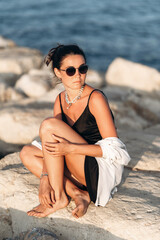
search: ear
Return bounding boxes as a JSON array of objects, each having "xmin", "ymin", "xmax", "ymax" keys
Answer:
[{"xmin": 54, "ymin": 68, "xmax": 62, "ymax": 79}]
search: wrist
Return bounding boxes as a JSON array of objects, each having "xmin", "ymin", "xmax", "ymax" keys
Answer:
[{"xmin": 69, "ymin": 143, "xmax": 76, "ymax": 153}]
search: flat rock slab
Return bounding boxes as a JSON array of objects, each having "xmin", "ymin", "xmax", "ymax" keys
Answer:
[
  {"xmin": 0, "ymin": 153, "xmax": 159, "ymax": 240},
  {"xmin": 118, "ymin": 130, "xmax": 160, "ymax": 171}
]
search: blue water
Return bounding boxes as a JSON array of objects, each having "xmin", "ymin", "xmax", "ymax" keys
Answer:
[{"xmin": 0, "ymin": 0, "xmax": 160, "ymax": 72}]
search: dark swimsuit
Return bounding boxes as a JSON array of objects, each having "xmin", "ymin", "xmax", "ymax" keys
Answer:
[{"xmin": 59, "ymin": 89, "xmax": 114, "ymax": 203}]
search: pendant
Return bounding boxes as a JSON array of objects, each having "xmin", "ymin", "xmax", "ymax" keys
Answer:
[{"xmin": 67, "ymin": 103, "xmax": 72, "ymax": 109}]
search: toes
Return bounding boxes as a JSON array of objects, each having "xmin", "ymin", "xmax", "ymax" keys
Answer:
[
  {"xmin": 27, "ymin": 210, "xmax": 45, "ymax": 218},
  {"xmin": 72, "ymin": 207, "xmax": 79, "ymax": 218},
  {"xmin": 27, "ymin": 210, "xmax": 36, "ymax": 216}
]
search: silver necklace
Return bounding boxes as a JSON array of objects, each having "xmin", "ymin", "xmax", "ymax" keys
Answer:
[{"xmin": 65, "ymin": 85, "xmax": 84, "ymax": 109}]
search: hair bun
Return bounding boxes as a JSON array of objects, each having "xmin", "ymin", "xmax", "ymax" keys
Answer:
[{"xmin": 44, "ymin": 44, "xmax": 64, "ymax": 66}]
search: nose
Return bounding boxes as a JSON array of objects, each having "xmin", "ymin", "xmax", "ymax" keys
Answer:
[{"xmin": 75, "ymin": 68, "xmax": 81, "ymax": 76}]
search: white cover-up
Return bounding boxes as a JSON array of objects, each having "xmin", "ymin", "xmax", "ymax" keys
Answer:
[{"xmin": 95, "ymin": 137, "xmax": 130, "ymax": 206}]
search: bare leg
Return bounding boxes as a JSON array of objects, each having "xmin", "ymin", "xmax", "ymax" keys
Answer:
[
  {"xmin": 20, "ymin": 143, "xmax": 69, "ymax": 216},
  {"xmin": 38, "ymin": 119, "xmax": 69, "ymax": 214},
  {"xmin": 64, "ymin": 177, "xmax": 90, "ymax": 218},
  {"xmin": 20, "ymin": 142, "xmax": 91, "ymax": 218}
]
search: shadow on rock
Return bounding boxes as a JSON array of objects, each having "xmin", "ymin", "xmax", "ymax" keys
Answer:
[{"xmin": 0, "ymin": 207, "xmax": 125, "ymax": 240}]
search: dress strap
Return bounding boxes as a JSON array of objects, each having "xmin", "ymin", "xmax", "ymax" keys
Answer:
[{"xmin": 59, "ymin": 93, "xmax": 63, "ymax": 113}]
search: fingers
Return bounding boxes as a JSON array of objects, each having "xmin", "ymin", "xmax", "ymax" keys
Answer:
[
  {"xmin": 52, "ymin": 134, "xmax": 64, "ymax": 142},
  {"xmin": 72, "ymin": 207, "xmax": 79, "ymax": 219},
  {"xmin": 39, "ymin": 195, "xmax": 53, "ymax": 208},
  {"xmin": 44, "ymin": 145, "xmax": 63, "ymax": 156}
]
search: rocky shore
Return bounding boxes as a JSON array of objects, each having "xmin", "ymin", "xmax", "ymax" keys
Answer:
[{"xmin": 0, "ymin": 36, "xmax": 159, "ymax": 240}]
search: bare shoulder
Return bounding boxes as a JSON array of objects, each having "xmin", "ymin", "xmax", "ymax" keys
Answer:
[
  {"xmin": 89, "ymin": 90, "xmax": 109, "ymax": 109},
  {"xmin": 89, "ymin": 89, "xmax": 117, "ymax": 138}
]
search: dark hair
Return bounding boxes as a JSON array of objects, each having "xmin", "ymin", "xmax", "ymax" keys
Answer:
[{"xmin": 44, "ymin": 44, "xmax": 86, "ymax": 72}]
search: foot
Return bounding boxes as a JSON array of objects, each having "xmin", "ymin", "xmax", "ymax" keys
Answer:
[
  {"xmin": 27, "ymin": 193, "xmax": 69, "ymax": 218},
  {"xmin": 72, "ymin": 189, "xmax": 91, "ymax": 218}
]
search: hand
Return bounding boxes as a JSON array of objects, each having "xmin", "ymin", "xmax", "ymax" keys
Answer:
[
  {"xmin": 44, "ymin": 134, "xmax": 71, "ymax": 156},
  {"xmin": 39, "ymin": 176, "xmax": 55, "ymax": 208}
]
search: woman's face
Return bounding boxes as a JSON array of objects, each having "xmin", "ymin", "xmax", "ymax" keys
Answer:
[{"xmin": 55, "ymin": 54, "xmax": 87, "ymax": 90}]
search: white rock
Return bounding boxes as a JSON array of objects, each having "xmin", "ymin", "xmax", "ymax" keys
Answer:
[
  {"xmin": 86, "ymin": 69, "xmax": 104, "ymax": 88},
  {"xmin": 126, "ymin": 93, "xmax": 160, "ymax": 124},
  {"xmin": 109, "ymin": 101, "xmax": 149, "ymax": 130},
  {"xmin": 144, "ymin": 124, "xmax": 160, "ymax": 136},
  {"xmin": 36, "ymin": 87, "xmax": 64, "ymax": 103},
  {"xmin": 0, "ymin": 99, "xmax": 53, "ymax": 144},
  {"xmin": 0, "ymin": 73, "xmax": 20, "ymax": 86},
  {"xmin": 119, "ymin": 130, "xmax": 160, "ymax": 171},
  {"xmin": 15, "ymin": 69, "xmax": 53, "ymax": 98},
  {"xmin": 0, "ymin": 153, "xmax": 159, "ymax": 240},
  {"xmin": 0, "ymin": 47, "xmax": 43, "ymax": 74},
  {"xmin": 0, "ymin": 82, "xmax": 25, "ymax": 103},
  {"xmin": 0, "ymin": 82, "xmax": 7, "ymax": 102},
  {"xmin": 105, "ymin": 58, "xmax": 160, "ymax": 93},
  {"xmin": 0, "ymin": 36, "xmax": 16, "ymax": 48},
  {"xmin": 102, "ymin": 85, "xmax": 131, "ymax": 101}
]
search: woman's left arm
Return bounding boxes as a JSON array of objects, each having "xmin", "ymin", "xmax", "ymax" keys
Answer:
[{"xmin": 89, "ymin": 91, "xmax": 117, "ymax": 139}]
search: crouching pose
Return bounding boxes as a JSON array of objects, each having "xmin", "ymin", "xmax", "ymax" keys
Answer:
[{"xmin": 20, "ymin": 44, "xmax": 130, "ymax": 218}]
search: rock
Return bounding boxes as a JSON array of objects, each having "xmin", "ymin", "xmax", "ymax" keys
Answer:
[
  {"xmin": 0, "ymin": 140, "xmax": 23, "ymax": 160},
  {"xmin": 102, "ymin": 86, "xmax": 160, "ymax": 128},
  {"xmin": 126, "ymin": 93, "xmax": 160, "ymax": 124},
  {"xmin": 0, "ymin": 82, "xmax": 25, "ymax": 103},
  {"xmin": 144, "ymin": 124, "xmax": 160, "ymax": 136},
  {"xmin": 119, "ymin": 130, "xmax": 160, "ymax": 171},
  {"xmin": 0, "ymin": 82, "xmax": 7, "ymax": 102},
  {"xmin": 105, "ymin": 58, "xmax": 160, "ymax": 93},
  {"xmin": 0, "ymin": 152, "xmax": 159, "ymax": 240},
  {"xmin": 86, "ymin": 69, "xmax": 104, "ymax": 88},
  {"xmin": 0, "ymin": 47, "xmax": 43, "ymax": 74},
  {"xmin": 109, "ymin": 100, "xmax": 149, "ymax": 130},
  {"xmin": 36, "ymin": 86, "xmax": 64, "ymax": 103},
  {"xmin": 0, "ymin": 36, "xmax": 16, "ymax": 49},
  {"xmin": 0, "ymin": 99, "xmax": 53, "ymax": 145},
  {"xmin": 102, "ymin": 85, "xmax": 131, "ymax": 101},
  {"xmin": 0, "ymin": 73, "xmax": 20, "ymax": 86},
  {"xmin": 9, "ymin": 228, "xmax": 58, "ymax": 240},
  {"xmin": 15, "ymin": 69, "xmax": 55, "ymax": 98}
]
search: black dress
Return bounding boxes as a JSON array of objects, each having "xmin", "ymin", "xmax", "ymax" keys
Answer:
[{"xmin": 59, "ymin": 89, "xmax": 114, "ymax": 203}]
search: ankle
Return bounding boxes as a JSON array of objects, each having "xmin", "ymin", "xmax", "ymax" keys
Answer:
[
  {"xmin": 55, "ymin": 190, "xmax": 67, "ymax": 201},
  {"xmin": 72, "ymin": 187, "xmax": 83, "ymax": 197}
]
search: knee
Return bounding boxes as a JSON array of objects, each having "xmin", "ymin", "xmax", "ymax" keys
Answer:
[
  {"xmin": 19, "ymin": 145, "xmax": 33, "ymax": 166},
  {"xmin": 39, "ymin": 117, "xmax": 61, "ymax": 138}
]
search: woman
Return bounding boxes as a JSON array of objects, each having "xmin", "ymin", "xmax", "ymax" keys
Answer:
[{"xmin": 20, "ymin": 44, "xmax": 130, "ymax": 219}]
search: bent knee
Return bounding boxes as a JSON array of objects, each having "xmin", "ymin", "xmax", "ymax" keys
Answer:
[
  {"xmin": 20, "ymin": 145, "xmax": 34, "ymax": 165},
  {"xmin": 39, "ymin": 117, "xmax": 63, "ymax": 137}
]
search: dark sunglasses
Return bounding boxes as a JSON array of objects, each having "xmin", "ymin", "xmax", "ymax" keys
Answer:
[{"xmin": 60, "ymin": 64, "xmax": 88, "ymax": 76}]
